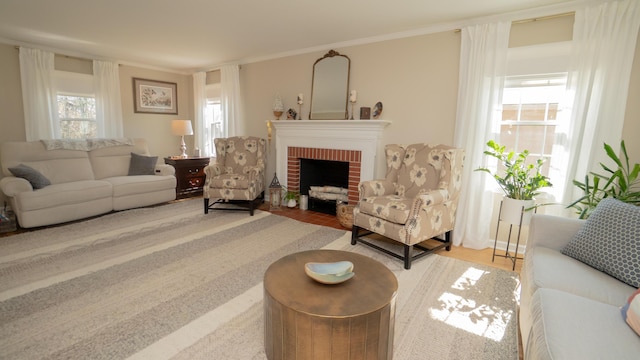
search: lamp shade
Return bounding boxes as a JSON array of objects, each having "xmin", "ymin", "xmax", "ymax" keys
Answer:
[{"xmin": 171, "ymin": 120, "xmax": 194, "ymax": 136}]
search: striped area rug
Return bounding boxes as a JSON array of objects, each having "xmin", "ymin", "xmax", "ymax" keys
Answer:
[{"xmin": 0, "ymin": 199, "xmax": 519, "ymax": 359}]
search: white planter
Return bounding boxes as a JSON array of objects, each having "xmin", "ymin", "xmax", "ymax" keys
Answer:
[
  {"xmin": 287, "ymin": 199, "xmax": 297, "ymax": 208},
  {"xmin": 500, "ymin": 197, "xmax": 535, "ymax": 226}
]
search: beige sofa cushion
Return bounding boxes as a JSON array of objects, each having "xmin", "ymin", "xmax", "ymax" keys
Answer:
[
  {"xmin": 89, "ymin": 139, "xmax": 153, "ymax": 179},
  {"xmin": 1, "ymin": 141, "xmax": 94, "ymax": 184},
  {"xmin": 13, "ymin": 180, "xmax": 112, "ymax": 211},
  {"xmin": 527, "ymin": 288, "xmax": 640, "ymax": 360},
  {"xmin": 107, "ymin": 175, "xmax": 176, "ymax": 197}
]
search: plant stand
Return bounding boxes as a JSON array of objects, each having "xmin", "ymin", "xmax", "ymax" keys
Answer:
[{"xmin": 492, "ymin": 199, "xmax": 533, "ymax": 271}]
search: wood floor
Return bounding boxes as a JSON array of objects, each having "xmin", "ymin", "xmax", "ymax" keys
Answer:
[{"xmin": 258, "ymin": 203, "xmax": 523, "ymax": 274}]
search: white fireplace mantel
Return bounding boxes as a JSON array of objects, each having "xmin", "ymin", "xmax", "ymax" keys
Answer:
[{"xmin": 270, "ymin": 120, "xmax": 391, "ymax": 187}]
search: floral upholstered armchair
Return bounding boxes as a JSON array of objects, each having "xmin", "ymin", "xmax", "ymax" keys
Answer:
[
  {"xmin": 204, "ymin": 136, "xmax": 266, "ymax": 216},
  {"xmin": 351, "ymin": 143, "xmax": 465, "ymax": 269}
]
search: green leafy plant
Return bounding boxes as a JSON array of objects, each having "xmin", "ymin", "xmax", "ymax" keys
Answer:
[
  {"xmin": 568, "ymin": 140, "xmax": 640, "ymax": 219},
  {"xmin": 282, "ymin": 188, "xmax": 299, "ymax": 201},
  {"xmin": 476, "ymin": 140, "xmax": 552, "ymax": 200}
]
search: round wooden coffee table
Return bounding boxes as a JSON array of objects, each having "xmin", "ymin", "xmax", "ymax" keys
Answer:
[{"xmin": 264, "ymin": 250, "xmax": 398, "ymax": 360}]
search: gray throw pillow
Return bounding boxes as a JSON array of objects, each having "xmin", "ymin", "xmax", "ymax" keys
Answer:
[
  {"xmin": 8, "ymin": 164, "xmax": 51, "ymax": 189},
  {"xmin": 562, "ymin": 198, "xmax": 640, "ymax": 288},
  {"xmin": 128, "ymin": 153, "xmax": 158, "ymax": 175}
]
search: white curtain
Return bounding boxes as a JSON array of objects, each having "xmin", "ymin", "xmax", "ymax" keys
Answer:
[
  {"xmin": 220, "ymin": 65, "xmax": 243, "ymax": 137},
  {"xmin": 556, "ymin": 0, "xmax": 640, "ymax": 206},
  {"xmin": 193, "ymin": 72, "xmax": 210, "ymax": 155},
  {"xmin": 452, "ymin": 21, "xmax": 512, "ymax": 249},
  {"xmin": 19, "ymin": 47, "xmax": 59, "ymax": 141},
  {"xmin": 93, "ymin": 60, "xmax": 124, "ymax": 138}
]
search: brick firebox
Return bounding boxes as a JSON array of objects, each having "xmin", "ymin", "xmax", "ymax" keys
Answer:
[{"xmin": 287, "ymin": 147, "xmax": 361, "ymax": 203}]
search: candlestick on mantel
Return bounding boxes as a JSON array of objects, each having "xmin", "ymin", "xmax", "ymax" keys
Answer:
[
  {"xmin": 297, "ymin": 93, "xmax": 304, "ymax": 120},
  {"xmin": 349, "ymin": 90, "xmax": 357, "ymax": 120}
]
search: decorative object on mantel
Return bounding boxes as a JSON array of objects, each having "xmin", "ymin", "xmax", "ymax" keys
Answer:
[
  {"xmin": 268, "ymin": 173, "xmax": 283, "ymax": 211},
  {"xmin": 372, "ymin": 101, "xmax": 383, "ymax": 119},
  {"xmin": 286, "ymin": 108, "xmax": 297, "ymax": 120},
  {"xmin": 304, "ymin": 260, "xmax": 355, "ymax": 284},
  {"xmin": 360, "ymin": 107, "xmax": 371, "ymax": 120},
  {"xmin": 171, "ymin": 119, "xmax": 194, "ymax": 158},
  {"xmin": 349, "ymin": 90, "xmax": 357, "ymax": 120},
  {"xmin": 273, "ymin": 93, "xmax": 284, "ymax": 120},
  {"xmin": 296, "ymin": 93, "xmax": 303, "ymax": 120}
]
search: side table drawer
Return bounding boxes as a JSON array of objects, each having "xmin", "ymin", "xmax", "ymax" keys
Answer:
[
  {"xmin": 186, "ymin": 176, "xmax": 205, "ymax": 188},
  {"xmin": 184, "ymin": 167, "xmax": 204, "ymax": 178}
]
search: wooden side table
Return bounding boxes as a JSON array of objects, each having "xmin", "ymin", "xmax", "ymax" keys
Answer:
[
  {"xmin": 164, "ymin": 157, "xmax": 211, "ymax": 198},
  {"xmin": 264, "ymin": 250, "xmax": 398, "ymax": 360}
]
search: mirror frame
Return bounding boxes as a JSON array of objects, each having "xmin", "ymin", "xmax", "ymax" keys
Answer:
[{"xmin": 309, "ymin": 50, "xmax": 351, "ymax": 120}]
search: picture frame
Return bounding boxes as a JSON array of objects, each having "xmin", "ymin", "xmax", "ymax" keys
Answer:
[{"xmin": 133, "ymin": 78, "xmax": 178, "ymax": 114}]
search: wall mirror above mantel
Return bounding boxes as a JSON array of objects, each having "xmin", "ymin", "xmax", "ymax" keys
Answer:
[{"xmin": 309, "ymin": 50, "xmax": 350, "ymax": 120}]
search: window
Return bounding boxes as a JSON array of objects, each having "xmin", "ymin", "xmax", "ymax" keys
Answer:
[
  {"xmin": 204, "ymin": 99, "xmax": 222, "ymax": 155},
  {"xmin": 57, "ymin": 94, "xmax": 96, "ymax": 139},
  {"xmin": 203, "ymin": 82, "xmax": 223, "ymax": 156},
  {"xmin": 55, "ymin": 70, "xmax": 96, "ymax": 139},
  {"xmin": 499, "ymin": 73, "xmax": 567, "ymax": 179},
  {"xmin": 500, "ymin": 74, "xmax": 568, "ymax": 203}
]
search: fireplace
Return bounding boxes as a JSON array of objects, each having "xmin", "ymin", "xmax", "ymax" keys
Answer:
[{"xmin": 271, "ymin": 119, "xmax": 391, "ymax": 209}]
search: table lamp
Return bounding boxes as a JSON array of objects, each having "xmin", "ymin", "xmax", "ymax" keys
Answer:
[{"xmin": 171, "ymin": 120, "xmax": 194, "ymax": 158}]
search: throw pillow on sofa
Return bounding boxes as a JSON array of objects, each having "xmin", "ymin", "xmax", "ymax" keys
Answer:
[
  {"xmin": 621, "ymin": 288, "xmax": 640, "ymax": 336},
  {"xmin": 8, "ymin": 164, "xmax": 51, "ymax": 189},
  {"xmin": 128, "ymin": 153, "xmax": 158, "ymax": 175},
  {"xmin": 562, "ymin": 198, "xmax": 640, "ymax": 288}
]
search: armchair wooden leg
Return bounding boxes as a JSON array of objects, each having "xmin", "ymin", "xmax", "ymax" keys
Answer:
[
  {"xmin": 351, "ymin": 225, "xmax": 359, "ymax": 245},
  {"xmin": 445, "ymin": 230, "xmax": 452, "ymax": 251},
  {"xmin": 403, "ymin": 245, "xmax": 412, "ymax": 270},
  {"xmin": 204, "ymin": 198, "xmax": 209, "ymax": 214},
  {"xmin": 249, "ymin": 199, "xmax": 255, "ymax": 216}
]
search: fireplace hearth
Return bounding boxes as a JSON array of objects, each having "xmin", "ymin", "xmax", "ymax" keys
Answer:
[{"xmin": 271, "ymin": 119, "xmax": 390, "ymax": 212}]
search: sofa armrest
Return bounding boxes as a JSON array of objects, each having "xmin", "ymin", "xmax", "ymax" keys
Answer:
[
  {"xmin": 358, "ymin": 179, "xmax": 395, "ymax": 200},
  {"xmin": 528, "ymin": 214, "xmax": 585, "ymax": 251},
  {"xmin": 155, "ymin": 164, "xmax": 175, "ymax": 176},
  {"xmin": 0, "ymin": 176, "xmax": 33, "ymax": 196}
]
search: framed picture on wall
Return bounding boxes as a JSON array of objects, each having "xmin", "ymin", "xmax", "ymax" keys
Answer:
[{"xmin": 133, "ymin": 78, "xmax": 178, "ymax": 114}]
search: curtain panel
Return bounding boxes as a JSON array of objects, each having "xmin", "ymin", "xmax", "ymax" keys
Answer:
[
  {"xmin": 555, "ymin": 0, "xmax": 640, "ymax": 206},
  {"xmin": 93, "ymin": 60, "xmax": 123, "ymax": 138},
  {"xmin": 220, "ymin": 65, "xmax": 243, "ymax": 137},
  {"xmin": 19, "ymin": 47, "xmax": 60, "ymax": 141},
  {"xmin": 453, "ymin": 21, "xmax": 511, "ymax": 249},
  {"xmin": 193, "ymin": 72, "xmax": 209, "ymax": 156}
]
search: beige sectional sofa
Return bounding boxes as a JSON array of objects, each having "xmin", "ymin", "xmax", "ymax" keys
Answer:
[
  {"xmin": 0, "ymin": 138, "xmax": 176, "ymax": 228},
  {"xmin": 520, "ymin": 199, "xmax": 640, "ymax": 359}
]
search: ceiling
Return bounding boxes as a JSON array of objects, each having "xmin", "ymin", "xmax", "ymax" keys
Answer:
[{"xmin": 0, "ymin": 0, "xmax": 578, "ymax": 73}]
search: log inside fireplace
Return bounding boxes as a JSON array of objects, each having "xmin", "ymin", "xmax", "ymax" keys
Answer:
[{"xmin": 300, "ymin": 158, "xmax": 349, "ymax": 215}]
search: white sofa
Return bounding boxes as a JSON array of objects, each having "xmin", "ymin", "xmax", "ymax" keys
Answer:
[
  {"xmin": 0, "ymin": 138, "xmax": 176, "ymax": 228},
  {"xmin": 520, "ymin": 205, "xmax": 640, "ymax": 359}
]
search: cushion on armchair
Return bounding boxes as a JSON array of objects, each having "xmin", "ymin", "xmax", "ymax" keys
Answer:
[{"xmin": 562, "ymin": 198, "xmax": 640, "ymax": 288}]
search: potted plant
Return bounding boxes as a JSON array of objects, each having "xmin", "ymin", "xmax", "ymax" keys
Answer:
[
  {"xmin": 282, "ymin": 188, "xmax": 299, "ymax": 208},
  {"xmin": 476, "ymin": 140, "xmax": 553, "ymax": 225},
  {"xmin": 568, "ymin": 140, "xmax": 639, "ymax": 219}
]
